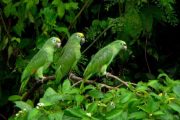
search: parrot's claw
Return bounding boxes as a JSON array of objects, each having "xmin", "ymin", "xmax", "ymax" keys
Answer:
[
  {"xmin": 40, "ymin": 76, "xmax": 46, "ymax": 83},
  {"xmin": 105, "ymin": 72, "xmax": 110, "ymax": 78}
]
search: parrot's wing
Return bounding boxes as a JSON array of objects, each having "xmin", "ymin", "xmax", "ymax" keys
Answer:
[
  {"xmin": 83, "ymin": 46, "xmax": 115, "ymax": 80},
  {"xmin": 55, "ymin": 44, "xmax": 81, "ymax": 83},
  {"xmin": 20, "ymin": 49, "xmax": 48, "ymax": 93}
]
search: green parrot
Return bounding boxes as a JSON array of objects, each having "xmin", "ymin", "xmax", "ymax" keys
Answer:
[
  {"xmin": 19, "ymin": 37, "xmax": 61, "ymax": 94},
  {"xmin": 55, "ymin": 32, "xmax": 85, "ymax": 84},
  {"xmin": 83, "ymin": 40, "xmax": 127, "ymax": 80}
]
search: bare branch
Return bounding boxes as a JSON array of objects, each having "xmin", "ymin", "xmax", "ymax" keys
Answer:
[{"xmin": 106, "ymin": 72, "xmax": 137, "ymax": 87}]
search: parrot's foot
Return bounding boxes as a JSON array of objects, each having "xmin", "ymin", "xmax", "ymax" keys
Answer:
[
  {"xmin": 40, "ymin": 76, "xmax": 46, "ymax": 83},
  {"xmin": 105, "ymin": 72, "xmax": 110, "ymax": 78},
  {"xmin": 35, "ymin": 76, "xmax": 46, "ymax": 84}
]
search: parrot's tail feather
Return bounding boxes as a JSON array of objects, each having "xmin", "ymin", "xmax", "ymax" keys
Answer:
[
  {"xmin": 19, "ymin": 79, "xmax": 28, "ymax": 95},
  {"xmin": 19, "ymin": 68, "xmax": 30, "ymax": 94}
]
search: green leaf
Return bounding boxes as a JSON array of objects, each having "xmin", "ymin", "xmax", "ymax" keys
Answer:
[
  {"xmin": 43, "ymin": 87, "xmax": 57, "ymax": 96},
  {"xmin": 40, "ymin": 87, "xmax": 63, "ymax": 106},
  {"xmin": 147, "ymin": 80, "xmax": 161, "ymax": 91},
  {"xmin": 139, "ymin": 97, "xmax": 159, "ymax": 114},
  {"xmin": 13, "ymin": 20, "xmax": 24, "ymax": 36},
  {"xmin": 153, "ymin": 111, "xmax": 164, "ymax": 116},
  {"xmin": 57, "ymin": 5, "xmax": 65, "ymax": 18},
  {"xmin": 88, "ymin": 89, "xmax": 104, "ymax": 99},
  {"xmin": 168, "ymin": 103, "xmax": 180, "ymax": 113},
  {"xmin": 65, "ymin": 108, "xmax": 87, "ymax": 118},
  {"xmin": 105, "ymin": 108, "xmax": 123, "ymax": 120},
  {"xmin": 14, "ymin": 101, "xmax": 33, "ymax": 111},
  {"xmin": 8, "ymin": 95, "xmax": 22, "ymax": 101},
  {"xmin": 124, "ymin": 8, "xmax": 142, "ymax": 38},
  {"xmin": 64, "ymin": 2, "xmax": 78, "ymax": 10},
  {"xmin": 42, "ymin": 7, "xmax": 57, "ymax": 25},
  {"xmin": 75, "ymin": 95, "xmax": 84, "ymax": 105},
  {"xmin": 87, "ymin": 102, "xmax": 98, "ymax": 113},
  {"xmin": 83, "ymin": 85, "xmax": 96, "ymax": 91},
  {"xmin": 8, "ymin": 45, "xmax": 13, "ymax": 60},
  {"xmin": 0, "ymin": 37, "xmax": 9, "ymax": 50},
  {"xmin": 173, "ymin": 85, "xmax": 180, "ymax": 98},
  {"xmin": 128, "ymin": 111, "xmax": 147, "ymax": 119},
  {"xmin": 48, "ymin": 110, "xmax": 64, "ymax": 120},
  {"xmin": 63, "ymin": 115, "xmax": 81, "ymax": 120},
  {"xmin": 4, "ymin": 3, "xmax": 17, "ymax": 17},
  {"xmin": 27, "ymin": 108, "xmax": 42, "ymax": 120},
  {"xmin": 11, "ymin": 37, "xmax": 21, "ymax": 43},
  {"xmin": 54, "ymin": 27, "xmax": 70, "ymax": 37},
  {"xmin": 62, "ymin": 79, "xmax": 71, "ymax": 93},
  {"xmin": 120, "ymin": 92, "xmax": 132, "ymax": 103},
  {"xmin": 2, "ymin": 0, "xmax": 11, "ymax": 4}
]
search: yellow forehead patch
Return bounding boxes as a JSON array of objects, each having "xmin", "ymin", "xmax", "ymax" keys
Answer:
[
  {"xmin": 77, "ymin": 32, "xmax": 84, "ymax": 37},
  {"xmin": 57, "ymin": 38, "xmax": 61, "ymax": 42}
]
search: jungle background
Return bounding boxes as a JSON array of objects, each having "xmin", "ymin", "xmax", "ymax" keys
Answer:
[{"xmin": 0, "ymin": 0, "xmax": 180, "ymax": 119}]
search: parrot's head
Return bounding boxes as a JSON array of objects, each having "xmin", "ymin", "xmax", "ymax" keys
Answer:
[
  {"xmin": 74, "ymin": 32, "xmax": 85, "ymax": 45},
  {"xmin": 50, "ymin": 37, "xmax": 61, "ymax": 48},
  {"xmin": 118, "ymin": 40, "xmax": 127, "ymax": 50}
]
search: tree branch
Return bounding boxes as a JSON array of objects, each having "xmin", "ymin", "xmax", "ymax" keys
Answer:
[
  {"xmin": 106, "ymin": 72, "xmax": 137, "ymax": 87},
  {"xmin": 69, "ymin": 73, "xmax": 136, "ymax": 89}
]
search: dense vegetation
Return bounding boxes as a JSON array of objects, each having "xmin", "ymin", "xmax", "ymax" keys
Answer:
[{"xmin": 0, "ymin": 0, "xmax": 180, "ymax": 119}]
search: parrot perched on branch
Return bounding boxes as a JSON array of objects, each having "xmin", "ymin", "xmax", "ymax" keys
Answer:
[
  {"xmin": 19, "ymin": 37, "xmax": 61, "ymax": 94},
  {"xmin": 55, "ymin": 32, "xmax": 85, "ymax": 84},
  {"xmin": 83, "ymin": 40, "xmax": 127, "ymax": 80}
]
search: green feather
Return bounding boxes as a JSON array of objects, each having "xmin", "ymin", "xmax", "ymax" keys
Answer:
[
  {"xmin": 19, "ymin": 37, "xmax": 61, "ymax": 94},
  {"xmin": 55, "ymin": 32, "xmax": 85, "ymax": 84},
  {"xmin": 83, "ymin": 40, "xmax": 127, "ymax": 80}
]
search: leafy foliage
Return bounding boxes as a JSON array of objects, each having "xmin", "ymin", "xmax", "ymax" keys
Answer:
[
  {"xmin": 10, "ymin": 74, "xmax": 180, "ymax": 120},
  {"xmin": 0, "ymin": 0, "xmax": 180, "ymax": 119}
]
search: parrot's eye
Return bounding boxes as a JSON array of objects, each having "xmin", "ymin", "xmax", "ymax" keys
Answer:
[{"xmin": 52, "ymin": 38, "xmax": 56, "ymax": 43}]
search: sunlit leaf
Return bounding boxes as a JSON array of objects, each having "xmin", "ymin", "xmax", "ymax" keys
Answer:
[
  {"xmin": 88, "ymin": 89, "xmax": 104, "ymax": 99},
  {"xmin": 128, "ymin": 111, "xmax": 147, "ymax": 119},
  {"xmin": 169, "ymin": 103, "xmax": 180, "ymax": 113},
  {"xmin": 173, "ymin": 85, "xmax": 180, "ymax": 98},
  {"xmin": 105, "ymin": 108, "xmax": 123, "ymax": 120},
  {"xmin": 8, "ymin": 95, "xmax": 22, "ymax": 101},
  {"xmin": 48, "ymin": 110, "xmax": 64, "ymax": 120},
  {"xmin": 15, "ymin": 101, "xmax": 32, "ymax": 111},
  {"xmin": 62, "ymin": 79, "xmax": 71, "ymax": 93},
  {"xmin": 28, "ymin": 108, "xmax": 42, "ymax": 120}
]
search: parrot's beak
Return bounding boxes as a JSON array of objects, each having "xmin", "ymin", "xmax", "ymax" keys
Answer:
[
  {"xmin": 57, "ymin": 42, "xmax": 61, "ymax": 48},
  {"xmin": 123, "ymin": 45, "xmax": 127, "ymax": 50},
  {"xmin": 80, "ymin": 37, "xmax": 85, "ymax": 45}
]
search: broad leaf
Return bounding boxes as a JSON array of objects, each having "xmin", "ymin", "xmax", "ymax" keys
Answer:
[{"xmin": 15, "ymin": 101, "xmax": 32, "ymax": 111}]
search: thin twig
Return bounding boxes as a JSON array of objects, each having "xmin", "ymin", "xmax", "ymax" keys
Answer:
[
  {"xmin": 106, "ymin": 72, "xmax": 135, "ymax": 87},
  {"xmin": 144, "ymin": 37, "xmax": 151, "ymax": 73},
  {"xmin": 69, "ymin": 72, "xmax": 83, "ymax": 81},
  {"xmin": 72, "ymin": 80, "xmax": 83, "ymax": 87},
  {"xmin": 69, "ymin": 73, "xmax": 136, "ymax": 89},
  {"xmin": 71, "ymin": 78, "xmax": 118, "ymax": 90},
  {"xmin": 61, "ymin": 0, "xmax": 91, "ymax": 41},
  {"xmin": 68, "ymin": 0, "xmax": 91, "ymax": 30},
  {"xmin": 0, "ymin": 8, "xmax": 10, "ymax": 38},
  {"xmin": 0, "ymin": 113, "xmax": 7, "ymax": 120},
  {"xmin": 82, "ymin": 25, "xmax": 112, "ymax": 54}
]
